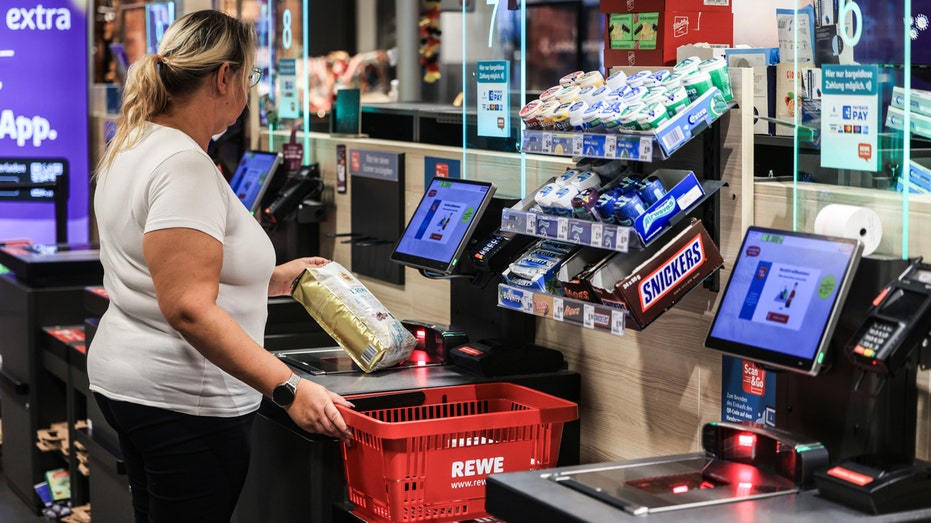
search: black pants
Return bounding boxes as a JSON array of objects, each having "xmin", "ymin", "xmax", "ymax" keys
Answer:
[{"xmin": 94, "ymin": 393, "xmax": 256, "ymax": 523}]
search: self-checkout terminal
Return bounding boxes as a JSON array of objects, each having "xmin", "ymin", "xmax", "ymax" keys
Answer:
[
  {"xmin": 275, "ymin": 175, "xmax": 560, "ymax": 377},
  {"xmin": 504, "ymin": 226, "xmax": 863, "ymax": 516},
  {"xmin": 485, "ymin": 225, "xmax": 931, "ymax": 520},
  {"xmin": 390, "ymin": 176, "xmax": 567, "ymax": 376},
  {"xmin": 812, "ymin": 257, "xmax": 931, "ymax": 515}
]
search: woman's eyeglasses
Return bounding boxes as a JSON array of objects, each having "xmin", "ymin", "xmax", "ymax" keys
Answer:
[{"xmin": 248, "ymin": 67, "xmax": 263, "ymax": 88}]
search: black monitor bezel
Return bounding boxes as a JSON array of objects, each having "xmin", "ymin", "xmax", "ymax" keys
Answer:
[
  {"xmin": 390, "ymin": 177, "xmax": 496, "ymax": 276},
  {"xmin": 705, "ymin": 225, "xmax": 863, "ymax": 376}
]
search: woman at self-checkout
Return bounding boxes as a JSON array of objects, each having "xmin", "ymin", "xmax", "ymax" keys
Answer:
[{"xmin": 89, "ymin": 10, "xmax": 353, "ymax": 523}]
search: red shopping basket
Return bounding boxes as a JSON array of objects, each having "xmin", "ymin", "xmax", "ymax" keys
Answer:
[{"xmin": 336, "ymin": 382, "xmax": 578, "ymax": 523}]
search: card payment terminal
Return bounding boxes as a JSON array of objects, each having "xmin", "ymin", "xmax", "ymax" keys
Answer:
[{"xmin": 845, "ymin": 257, "xmax": 931, "ymax": 375}]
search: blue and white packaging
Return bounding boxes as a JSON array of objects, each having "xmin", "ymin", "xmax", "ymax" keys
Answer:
[
  {"xmin": 533, "ymin": 183, "xmax": 561, "ymax": 215},
  {"xmin": 551, "ymin": 185, "xmax": 581, "ymax": 217},
  {"xmin": 633, "ymin": 170, "xmax": 706, "ymax": 244},
  {"xmin": 653, "ymin": 87, "xmax": 730, "ymax": 157},
  {"xmin": 555, "ymin": 169, "xmax": 580, "ymax": 187},
  {"xmin": 570, "ymin": 170, "xmax": 602, "ymax": 192},
  {"xmin": 890, "ymin": 86, "xmax": 931, "ymax": 118},
  {"xmin": 908, "ymin": 158, "xmax": 931, "ymax": 192}
]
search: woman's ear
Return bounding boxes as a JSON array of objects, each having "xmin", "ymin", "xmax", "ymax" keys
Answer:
[{"xmin": 214, "ymin": 62, "xmax": 233, "ymax": 95}]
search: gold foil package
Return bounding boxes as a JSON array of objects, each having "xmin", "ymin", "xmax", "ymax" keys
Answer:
[{"xmin": 291, "ymin": 262, "xmax": 416, "ymax": 372}]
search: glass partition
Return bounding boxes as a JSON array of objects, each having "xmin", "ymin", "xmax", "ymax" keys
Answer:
[
  {"xmin": 240, "ymin": 1, "xmax": 611, "ymax": 199},
  {"xmin": 224, "ymin": 0, "xmax": 279, "ymax": 145},
  {"xmin": 775, "ymin": 0, "xmax": 917, "ymax": 259},
  {"xmin": 456, "ymin": 1, "xmax": 601, "ymax": 199},
  {"xmin": 233, "ymin": 1, "xmax": 358, "ymax": 155},
  {"xmin": 457, "ymin": 1, "xmax": 526, "ymax": 197}
]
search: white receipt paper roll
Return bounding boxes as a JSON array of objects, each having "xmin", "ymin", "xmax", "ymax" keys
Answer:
[{"xmin": 814, "ymin": 204, "xmax": 883, "ymax": 256}]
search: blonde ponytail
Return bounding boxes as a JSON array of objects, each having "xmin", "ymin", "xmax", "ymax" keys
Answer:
[{"xmin": 96, "ymin": 54, "xmax": 169, "ymax": 175}]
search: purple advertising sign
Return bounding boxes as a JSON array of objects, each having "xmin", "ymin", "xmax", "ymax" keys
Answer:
[{"xmin": 0, "ymin": 1, "xmax": 90, "ymax": 244}]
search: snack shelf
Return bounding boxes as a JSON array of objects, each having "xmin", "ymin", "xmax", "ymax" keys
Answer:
[
  {"xmin": 497, "ymin": 284, "xmax": 628, "ymax": 336},
  {"xmin": 519, "ymin": 87, "xmax": 730, "ymax": 162},
  {"xmin": 500, "ymin": 208, "xmax": 641, "ymax": 253},
  {"xmin": 500, "ymin": 179, "xmax": 726, "ymax": 253},
  {"xmin": 521, "ymin": 131, "xmax": 657, "ymax": 162}
]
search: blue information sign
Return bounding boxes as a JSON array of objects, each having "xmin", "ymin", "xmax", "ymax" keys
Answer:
[
  {"xmin": 278, "ymin": 58, "xmax": 299, "ymax": 119},
  {"xmin": 477, "ymin": 60, "xmax": 510, "ymax": 138},
  {"xmin": 721, "ymin": 355, "xmax": 777, "ymax": 427},
  {"xmin": 821, "ymin": 64, "xmax": 881, "ymax": 172}
]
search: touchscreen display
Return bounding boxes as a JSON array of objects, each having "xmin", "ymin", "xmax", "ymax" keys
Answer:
[
  {"xmin": 390, "ymin": 177, "xmax": 496, "ymax": 275},
  {"xmin": 228, "ymin": 151, "xmax": 282, "ymax": 215},
  {"xmin": 705, "ymin": 226, "xmax": 862, "ymax": 375}
]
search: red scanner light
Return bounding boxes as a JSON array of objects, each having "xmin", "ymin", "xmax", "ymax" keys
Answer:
[{"xmin": 738, "ymin": 433, "xmax": 756, "ymax": 448}]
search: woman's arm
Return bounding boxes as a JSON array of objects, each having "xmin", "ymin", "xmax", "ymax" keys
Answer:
[{"xmin": 143, "ymin": 228, "xmax": 352, "ymax": 439}]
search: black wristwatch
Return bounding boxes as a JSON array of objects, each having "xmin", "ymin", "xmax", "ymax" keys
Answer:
[{"xmin": 272, "ymin": 373, "xmax": 300, "ymax": 407}]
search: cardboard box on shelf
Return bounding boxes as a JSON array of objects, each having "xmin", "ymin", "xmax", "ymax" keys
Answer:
[
  {"xmin": 774, "ymin": 63, "xmax": 821, "ymax": 137},
  {"xmin": 886, "ymin": 105, "xmax": 931, "ymax": 140},
  {"xmin": 890, "ymin": 86, "xmax": 931, "ymax": 118},
  {"xmin": 814, "ymin": 23, "xmax": 855, "ymax": 66},
  {"xmin": 726, "ymin": 47, "xmax": 779, "ymax": 135},
  {"xmin": 604, "ymin": 10, "xmax": 734, "ymax": 67},
  {"xmin": 908, "ymin": 158, "xmax": 931, "ymax": 192},
  {"xmin": 557, "ymin": 249, "xmax": 615, "ymax": 304},
  {"xmin": 676, "ymin": 43, "xmax": 730, "ymax": 63},
  {"xmin": 562, "ymin": 219, "xmax": 723, "ymax": 330}
]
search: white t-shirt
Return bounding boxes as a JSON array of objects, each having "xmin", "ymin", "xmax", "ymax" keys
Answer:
[{"xmin": 89, "ymin": 123, "xmax": 274, "ymax": 417}]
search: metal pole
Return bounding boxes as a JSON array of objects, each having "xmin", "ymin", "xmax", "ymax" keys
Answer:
[
  {"xmin": 396, "ymin": 0, "xmax": 421, "ymax": 102},
  {"xmin": 55, "ymin": 173, "xmax": 69, "ymax": 244}
]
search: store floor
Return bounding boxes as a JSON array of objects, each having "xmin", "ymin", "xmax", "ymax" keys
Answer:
[{"xmin": 0, "ymin": 460, "xmax": 46, "ymax": 523}]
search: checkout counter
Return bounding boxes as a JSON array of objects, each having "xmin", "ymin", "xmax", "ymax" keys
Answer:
[
  {"xmin": 485, "ymin": 228, "xmax": 931, "ymax": 523},
  {"xmin": 0, "ymin": 242, "xmax": 103, "ymax": 514},
  {"xmin": 485, "ymin": 460, "xmax": 931, "ymax": 522},
  {"xmin": 6, "ymin": 170, "xmax": 930, "ymax": 523}
]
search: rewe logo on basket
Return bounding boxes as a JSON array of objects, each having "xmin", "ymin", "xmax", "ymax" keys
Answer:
[{"xmin": 451, "ymin": 456, "xmax": 505, "ymax": 478}]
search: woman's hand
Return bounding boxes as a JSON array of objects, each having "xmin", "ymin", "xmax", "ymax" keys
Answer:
[
  {"xmin": 284, "ymin": 379, "xmax": 354, "ymax": 440},
  {"xmin": 268, "ymin": 256, "xmax": 329, "ymax": 296}
]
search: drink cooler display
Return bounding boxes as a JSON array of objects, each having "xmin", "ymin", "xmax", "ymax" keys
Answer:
[{"xmin": 335, "ymin": 383, "xmax": 578, "ymax": 522}]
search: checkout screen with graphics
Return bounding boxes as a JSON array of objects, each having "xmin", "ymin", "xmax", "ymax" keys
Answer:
[
  {"xmin": 707, "ymin": 227, "xmax": 860, "ymax": 372},
  {"xmin": 391, "ymin": 177, "xmax": 494, "ymax": 274},
  {"xmin": 228, "ymin": 151, "xmax": 281, "ymax": 214}
]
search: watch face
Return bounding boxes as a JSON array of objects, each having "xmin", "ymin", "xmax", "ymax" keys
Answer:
[{"xmin": 273, "ymin": 382, "xmax": 296, "ymax": 406}]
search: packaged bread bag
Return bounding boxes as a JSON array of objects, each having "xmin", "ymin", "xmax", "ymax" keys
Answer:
[{"xmin": 291, "ymin": 262, "xmax": 416, "ymax": 372}]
